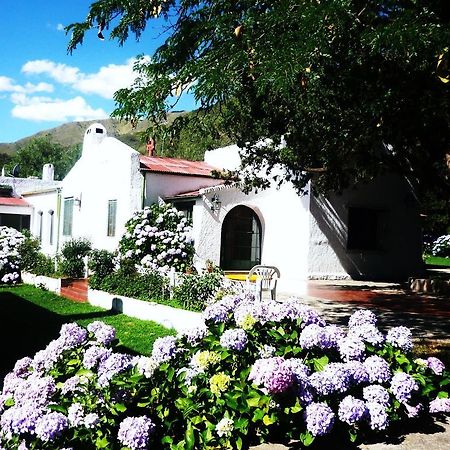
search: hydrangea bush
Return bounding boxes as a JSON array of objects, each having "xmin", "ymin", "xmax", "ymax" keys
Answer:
[
  {"xmin": 0, "ymin": 226, "xmax": 25, "ymax": 284},
  {"xmin": 119, "ymin": 203, "xmax": 194, "ymax": 274},
  {"xmin": 428, "ymin": 234, "xmax": 450, "ymax": 257},
  {"xmin": 1, "ymin": 297, "xmax": 449, "ymax": 449}
]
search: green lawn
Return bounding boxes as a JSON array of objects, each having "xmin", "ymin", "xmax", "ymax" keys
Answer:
[
  {"xmin": 0, "ymin": 284, "xmax": 175, "ymax": 380},
  {"xmin": 424, "ymin": 255, "xmax": 450, "ymax": 267}
]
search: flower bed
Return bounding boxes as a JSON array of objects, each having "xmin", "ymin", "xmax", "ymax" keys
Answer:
[
  {"xmin": 0, "ymin": 295, "xmax": 449, "ymax": 449},
  {"xmin": 20, "ymin": 272, "xmax": 61, "ymax": 294},
  {"xmin": 88, "ymin": 288, "xmax": 202, "ymax": 332}
]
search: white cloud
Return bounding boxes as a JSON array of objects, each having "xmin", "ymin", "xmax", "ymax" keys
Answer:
[
  {"xmin": 22, "ymin": 60, "xmax": 80, "ymax": 84},
  {"xmin": 11, "ymin": 94, "xmax": 108, "ymax": 122},
  {"xmin": 22, "ymin": 58, "xmax": 138, "ymax": 99},
  {"xmin": 0, "ymin": 76, "xmax": 53, "ymax": 94},
  {"xmin": 56, "ymin": 23, "xmax": 65, "ymax": 32}
]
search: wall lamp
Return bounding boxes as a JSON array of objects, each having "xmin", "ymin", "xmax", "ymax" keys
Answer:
[{"xmin": 210, "ymin": 193, "xmax": 221, "ymax": 211}]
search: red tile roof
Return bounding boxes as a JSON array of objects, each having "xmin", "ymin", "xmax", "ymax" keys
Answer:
[
  {"xmin": 140, "ymin": 155, "xmax": 218, "ymax": 177},
  {"xmin": 0, "ymin": 197, "xmax": 30, "ymax": 207}
]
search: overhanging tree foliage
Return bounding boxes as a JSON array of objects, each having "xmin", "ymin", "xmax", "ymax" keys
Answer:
[{"xmin": 67, "ymin": 0, "xmax": 450, "ymax": 197}]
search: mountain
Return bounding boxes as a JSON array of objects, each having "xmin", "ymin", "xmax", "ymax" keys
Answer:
[{"xmin": 0, "ymin": 113, "xmax": 187, "ymax": 155}]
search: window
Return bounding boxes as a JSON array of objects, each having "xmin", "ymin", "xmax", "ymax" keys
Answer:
[
  {"xmin": 48, "ymin": 210, "xmax": 54, "ymax": 245},
  {"xmin": 0, "ymin": 214, "xmax": 30, "ymax": 231},
  {"xmin": 37, "ymin": 211, "xmax": 43, "ymax": 242},
  {"xmin": 107, "ymin": 200, "xmax": 117, "ymax": 236},
  {"xmin": 63, "ymin": 198, "xmax": 74, "ymax": 236},
  {"xmin": 347, "ymin": 207, "xmax": 381, "ymax": 251},
  {"xmin": 172, "ymin": 201, "xmax": 194, "ymax": 222}
]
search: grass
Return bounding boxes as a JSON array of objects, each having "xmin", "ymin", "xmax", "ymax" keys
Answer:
[
  {"xmin": 424, "ymin": 255, "xmax": 450, "ymax": 267},
  {"xmin": 0, "ymin": 284, "xmax": 175, "ymax": 380}
]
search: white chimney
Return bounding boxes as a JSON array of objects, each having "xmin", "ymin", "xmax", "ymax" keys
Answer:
[
  {"xmin": 42, "ymin": 163, "xmax": 55, "ymax": 181},
  {"xmin": 83, "ymin": 123, "xmax": 107, "ymax": 156}
]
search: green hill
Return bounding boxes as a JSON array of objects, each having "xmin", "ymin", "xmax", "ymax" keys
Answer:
[{"xmin": 0, "ymin": 114, "xmax": 187, "ymax": 156}]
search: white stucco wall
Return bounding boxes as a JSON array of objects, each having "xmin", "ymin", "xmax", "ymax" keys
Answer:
[
  {"xmin": 308, "ymin": 174, "xmax": 423, "ymax": 281},
  {"xmin": 191, "ymin": 182, "xmax": 311, "ymax": 294},
  {"xmin": 144, "ymin": 172, "xmax": 220, "ymax": 205},
  {"xmin": 60, "ymin": 124, "xmax": 144, "ymax": 252},
  {"xmin": 22, "ymin": 189, "xmax": 60, "ymax": 255}
]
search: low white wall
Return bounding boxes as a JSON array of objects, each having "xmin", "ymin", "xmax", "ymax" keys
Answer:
[
  {"xmin": 88, "ymin": 288, "xmax": 202, "ymax": 333},
  {"xmin": 21, "ymin": 272, "xmax": 61, "ymax": 294}
]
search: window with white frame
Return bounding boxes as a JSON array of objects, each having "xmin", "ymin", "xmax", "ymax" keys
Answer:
[
  {"xmin": 107, "ymin": 199, "xmax": 117, "ymax": 237},
  {"xmin": 63, "ymin": 198, "xmax": 74, "ymax": 236},
  {"xmin": 48, "ymin": 210, "xmax": 54, "ymax": 245}
]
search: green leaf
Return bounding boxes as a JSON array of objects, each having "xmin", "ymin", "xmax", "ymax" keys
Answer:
[
  {"xmin": 247, "ymin": 397, "xmax": 260, "ymax": 408},
  {"xmin": 300, "ymin": 431, "xmax": 315, "ymax": 447},
  {"xmin": 95, "ymin": 435, "xmax": 109, "ymax": 449},
  {"xmin": 313, "ymin": 355, "xmax": 329, "ymax": 372},
  {"xmin": 252, "ymin": 409, "xmax": 266, "ymax": 422},
  {"xmin": 236, "ymin": 436, "xmax": 243, "ymax": 450},
  {"xmin": 437, "ymin": 391, "xmax": 449, "ymax": 398},
  {"xmin": 263, "ymin": 414, "xmax": 275, "ymax": 426},
  {"xmin": 4, "ymin": 397, "xmax": 14, "ymax": 407},
  {"xmin": 67, "ymin": 358, "xmax": 79, "ymax": 366},
  {"xmin": 185, "ymin": 422, "xmax": 195, "ymax": 450},
  {"xmin": 114, "ymin": 403, "xmax": 127, "ymax": 413}
]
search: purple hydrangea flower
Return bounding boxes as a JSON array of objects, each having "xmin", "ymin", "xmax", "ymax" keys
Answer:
[
  {"xmin": 220, "ymin": 328, "xmax": 248, "ymax": 351},
  {"xmin": 338, "ymin": 335, "xmax": 365, "ymax": 362},
  {"xmin": 386, "ymin": 326, "xmax": 413, "ymax": 352},
  {"xmin": 363, "ymin": 355, "xmax": 391, "ymax": 383},
  {"xmin": 349, "ymin": 324, "xmax": 384, "ymax": 347},
  {"xmin": 285, "ymin": 359, "xmax": 314, "ymax": 405},
  {"xmin": 0, "ymin": 405, "xmax": 44, "ymax": 437},
  {"xmin": 390, "ymin": 372, "xmax": 419, "ymax": 404},
  {"xmin": 348, "ymin": 309, "xmax": 377, "ymax": 328},
  {"xmin": 13, "ymin": 375, "xmax": 56, "ymax": 408},
  {"xmin": 405, "ymin": 403, "xmax": 423, "ymax": 418},
  {"xmin": 249, "ymin": 357, "xmax": 294, "ymax": 394},
  {"xmin": 12, "ymin": 357, "xmax": 32, "ymax": 378},
  {"xmin": 117, "ymin": 416, "xmax": 155, "ymax": 450},
  {"xmin": 346, "ymin": 361, "xmax": 369, "ymax": 384},
  {"xmin": 296, "ymin": 304, "xmax": 326, "ymax": 328},
  {"xmin": 83, "ymin": 345, "xmax": 112, "ymax": 370},
  {"xmin": 97, "ymin": 353, "xmax": 134, "ymax": 386},
  {"xmin": 363, "ymin": 385, "xmax": 390, "ymax": 407},
  {"xmin": 304, "ymin": 402, "xmax": 335, "ymax": 436},
  {"xmin": 59, "ymin": 323, "xmax": 88, "ymax": 349},
  {"xmin": 61, "ymin": 376, "xmax": 85, "ymax": 395},
  {"xmin": 68, "ymin": 403, "xmax": 85, "ymax": 427},
  {"xmin": 299, "ymin": 324, "xmax": 327, "ymax": 350},
  {"xmin": 87, "ymin": 321, "xmax": 116, "ymax": 346},
  {"xmin": 32, "ymin": 339, "xmax": 67, "ymax": 372},
  {"xmin": 180, "ymin": 323, "xmax": 208, "ymax": 346},
  {"xmin": 338, "ymin": 395, "xmax": 367, "ymax": 425},
  {"xmin": 151, "ymin": 336, "xmax": 178, "ymax": 363},
  {"xmin": 429, "ymin": 398, "xmax": 450, "ymax": 413},
  {"xmin": 203, "ymin": 302, "xmax": 231, "ymax": 324},
  {"xmin": 83, "ymin": 413, "xmax": 99, "ymax": 429},
  {"xmin": 309, "ymin": 363, "xmax": 351, "ymax": 396},
  {"xmin": 35, "ymin": 412, "xmax": 68, "ymax": 442},
  {"xmin": 366, "ymin": 401, "xmax": 389, "ymax": 430},
  {"xmin": 426, "ymin": 357, "xmax": 445, "ymax": 375}
]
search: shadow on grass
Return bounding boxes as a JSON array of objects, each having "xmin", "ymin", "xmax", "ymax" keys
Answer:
[{"xmin": 0, "ymin": 291, "xmax": 119, "ymax": 381}]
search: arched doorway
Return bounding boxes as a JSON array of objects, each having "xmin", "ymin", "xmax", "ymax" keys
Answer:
[{"xmin": 220, "ymin": 205, "xmax": 262, "ymax": 270}]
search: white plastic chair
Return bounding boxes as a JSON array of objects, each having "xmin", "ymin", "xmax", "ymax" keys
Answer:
[{"xmin": 246, "ymin": 265, "xmax": 281, "ymax": 301}]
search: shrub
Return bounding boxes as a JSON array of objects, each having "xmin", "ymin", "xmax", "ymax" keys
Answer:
[
  {"xmin": 119, "ymin": 203, "xmax": 194, "ymax": 274},
  {"xmin": 17, "ymin": 231, "xmax": 56, "ymax": 277},
  {"xmin": 429, "ymin": 234, "xmax": 450, "ymax": 257},
  {"xmin": 88, "ymin": 249, "xmax": 116, "ymax": 288},
  {"xmin": 172, "ymin": 264, "xmax": 225, "ymax": 311},
  {"xmin": 1, "ymin": 297, "xmax": 449, "ymax": 450},
  {"xmin": 92, "ymin": 269, "xmax": 170, "ymax": 304},
  {"xmin": 58, "ymin": 238, "xmax": 91, "ymax": 278},
  {"xmin": 0, "ymin": 226, "xmax": 25, "ymax": 284}
]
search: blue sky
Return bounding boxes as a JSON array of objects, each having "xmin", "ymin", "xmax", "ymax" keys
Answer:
[{"xmin": 0, "ymin": 1, "xmax": 195, "ymax": 143}]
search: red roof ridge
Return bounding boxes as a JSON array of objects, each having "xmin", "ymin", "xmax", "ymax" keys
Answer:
[{"xmin": 139, "ymin": 154, "xmax": 220, "ymax": 177}]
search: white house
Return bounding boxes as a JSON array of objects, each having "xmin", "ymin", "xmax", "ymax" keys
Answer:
[{"xmin": 3, "ymin": 123, "xmax": 424, "ymax": 293}]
